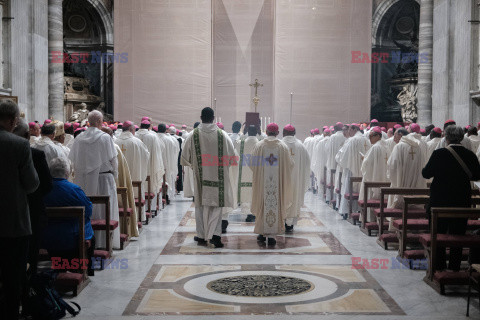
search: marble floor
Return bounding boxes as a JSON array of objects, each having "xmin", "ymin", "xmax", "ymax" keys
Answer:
[{"xmin": 67, "ymin": 192, "xmax": 478, "ymax": 319}]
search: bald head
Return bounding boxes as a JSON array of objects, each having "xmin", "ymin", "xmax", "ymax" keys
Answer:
[{"xmin": 88, "ymin": 110, "xmax": 103, "ymax": 128}]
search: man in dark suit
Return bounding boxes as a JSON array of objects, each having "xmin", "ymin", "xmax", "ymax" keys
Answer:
[
  {"xmin": 13, "ymin": 119, "xmax": 53, "ymax": 274},
  {"xmin": 0, "ymin": 99, "xmax": 39, "ymax": 319},
  {"xmin": 422, "ymin": 125, "xmax": 480, "ymax": 271}
]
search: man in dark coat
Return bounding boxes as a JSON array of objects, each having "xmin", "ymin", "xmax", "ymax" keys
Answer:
[{"xmin": 422, "ymin": 125, "xmax": 480, "ymax": 271}]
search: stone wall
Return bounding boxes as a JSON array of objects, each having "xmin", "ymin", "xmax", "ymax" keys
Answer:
[
  {"xmin": 432, "ymin": 0, "xmax": 476, "ymax": 127},
  {"xmin": 8, "ymin": 0, "xmax": 49, "ymax": 121}
]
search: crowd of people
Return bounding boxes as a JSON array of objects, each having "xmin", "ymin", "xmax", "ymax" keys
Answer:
[
  {"xmin": 305, "ymin": 119, "xmax": 480, "ymax": 272},
  {"xmin": 3, "ymin": 94, "xmax": 480, "ymax": 317}
]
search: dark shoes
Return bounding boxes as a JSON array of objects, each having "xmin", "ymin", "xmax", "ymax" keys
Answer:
[
  {"xmin": 257, "ymin": 235, "xmax": 276, "ymax": 246},
  {"xmin": 245, "ymin": 214, "xmax": 256, "ymax": 222},
  {"xmin": 222, "ymin": 220, "xmax": 229, "ymax": 233},
  {"xmin": 285, "ymin": 224, "xmax": 294, "ymax": 233},
  {"xmin": 194, "ymin": 236, "xmax": 207, "ymax": 246},
  {"xmin": 267, "ymin": 237, "xmax": 277, "ymax": 246},
  {"xmin": 210, "ymin": 235, "xmax": 224, "ymax": 248}
]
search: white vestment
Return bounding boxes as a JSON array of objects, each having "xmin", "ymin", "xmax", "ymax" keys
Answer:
[
  {"xmin": 135, "ymin": 129, "xmax": 165, "ymax": 195},
  {"xmin": 182, "ymin": 130, "xmax": 195, "ymax": 198},
  {"xmin": 158, "ymin": 132, "xmax": 179, "ymax": 198},
  {"xmin": 64, "ymin": 134, "xmax": 74, "ymax": 147},
  {"xmin": 410, "ymin": 133, "xmax": 428, "ymax": 166},
  {"xmin": 32, "ymin": 136, "xmax": 68, "ymax": 165},
  {"xmin": 387, "ymin": 134, "xmax": 426, "ymax": 209},
  {"xmin": 68, "ymin": 127, "xmax": 120, "ymax": 249},
  {"xmin": 325, "ymin": 131, "xmax": 347, "ymax": 200},
  {"xmin": 115, "ymin": 131, "xmax": 150, "ymax": 220},
  {"xmin": 437, "ymin": 136, "xmax": 473, "ymax": 151},
  {"xmin": 29, "ymin": 135, "xmax": 40, "ymax": 145},
  {"xmin": 426, "ymin": 137, "xmax": 442, "ymax": 162},
  {"xmin": 469, "ymin": 135, "xmax": 480, "ymax": 154},
  {"xmin": 181, "ymin": 123, "xmax": 236, "ymax": 240},
  {"xmin": 336, "ymin": 132, "xmax": 371, "ymax": 215},
  {"xmin": 282, "ymin": 136, "xmax": 310, "ymax": 226},
  {"xmin": 359, "ymin": 139, "xmax": 389, "ymax": 222},
  {"xmin": 384, "ymin": 137, "xmax": 397, "ymax": 159},
  {"xmin": 235, "ymin": 136, "xmax": 259, "ymax": 214},
  {"xmin": 313, "ymin": 136, "xmax": 329, "ymax": 191}
]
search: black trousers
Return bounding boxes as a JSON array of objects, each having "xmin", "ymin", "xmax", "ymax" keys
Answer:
[
  {"xmin": 0, "ymin": 236, "xmax": 29, "ymax": 320},
  {"xmin": 435, "ymin": 218, "xmax": 467, "ymax": 271}
]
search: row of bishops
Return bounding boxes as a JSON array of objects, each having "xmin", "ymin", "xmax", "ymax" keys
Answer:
[
  {"xmin": 304, "ymin": 118, "xmax": 480, "ymax": 223},
  {"xmin": 28, "ymin": 112, "xmax": 181, "ymax": 249}
]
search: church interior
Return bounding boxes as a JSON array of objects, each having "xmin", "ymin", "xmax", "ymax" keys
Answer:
[{"xmin": 3, "ymin": 0, "xmax": 480, "ymax": 319}]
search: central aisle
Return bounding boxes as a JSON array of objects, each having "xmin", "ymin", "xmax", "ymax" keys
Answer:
[{"xmin": 70, "ymin": 192, "xmax": 476, "ymax": 319}]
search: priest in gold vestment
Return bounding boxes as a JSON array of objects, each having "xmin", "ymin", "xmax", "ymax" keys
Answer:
[{"xmin": 250, "ymin": 123, "xmax": 294, "ymax": 246}]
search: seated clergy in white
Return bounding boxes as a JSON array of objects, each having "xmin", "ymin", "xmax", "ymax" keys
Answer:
[
  {"xmin": 436, "ymin": 120, "xmax": 473, "ymax": 151},
  {"xmin": 235, "ymin": 125, "xmax": 259, "ymax": 222},
  {"xmin": 250, "ymin": 123, "xmax": 294, "ymax": 246},
  {"xmin": 359, "ymin": 127, "xmax": 389, "ymax": 223},
  {"xmin": 115, "ymin": 121, "xmax": 150, "ymax": 221},
  {"xmin": 282, "ymin": 124, "xmax": 310, "ymax": 231},
  {"xmin": 387, "ymin": 128, "xmax": 426, "ymax": 210},
  {"xmin": 135, "ymin": 120, "xmax": 165, "ymax": 208},
  {"xmin": 181, "ymin": 107, "xmax": 236, "ymax": 248},
  {"xmin": 32, "ymin": 123, "xmax": 68, "ymax": 165},
  {"xmin": 336, "ymin": 123, "xmax": 370, "ymax": 219},
  {"xmin": 68, "ymin": 110, "xmax": 120, "ymax": 249}
]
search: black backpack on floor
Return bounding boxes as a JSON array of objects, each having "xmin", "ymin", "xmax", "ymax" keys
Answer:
[{"xmin": 23, "ymin": 271, "xmax": 81, "ymax": 320}]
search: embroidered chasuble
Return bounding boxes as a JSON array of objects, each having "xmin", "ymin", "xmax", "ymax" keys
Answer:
[
  {"xmin": 180, "ymin": 124, "xmax": 236, "ymax": 208},
  {"xmin": 250, "ymin": 137, "xmax": 294, "ymax": 236},
  {"xmin": 235, "ymin": 136, "xmax": 258, "ymax": 208}
]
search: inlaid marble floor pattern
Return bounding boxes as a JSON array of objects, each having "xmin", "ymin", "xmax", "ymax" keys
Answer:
[{"xmin": 68, "ymin": 192, "xmax": 479, "ymax": 319}]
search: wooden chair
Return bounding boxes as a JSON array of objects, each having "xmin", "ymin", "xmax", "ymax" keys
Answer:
[
  {"xmin": 132, "ymin": 180, "xmax": 146, "ymax": 228},
  {"xmin": 117, "ymin": 187, "xmax": 130, "ymax": 250},
  {"xmin": 89, "ymin": 195, "xmax": 117, "ymax": 269},
  {"xmin": 344, "ymin": 176, "xmax": 362, "ymax": 224},
  {"xmin": 395, "ymin": 196, "xmax": 480, "ymax": 269},
  {"xmin": 45, "ymin": 207, "xmax": 90, "ymax": 296},
  {"xmin": 359, "ymin": 181, "xmax": 390, "ymax": 235},
  {"xmin": 467, "ymin": 264, "xmax": 480, "ymax": 317},
  {"xmin": 421, "ymin": 208, "xmax": 480, "ymax": 295},
  {"xmin": 374, "ymin": 187, "xmax": 430, "ymax": 250}
]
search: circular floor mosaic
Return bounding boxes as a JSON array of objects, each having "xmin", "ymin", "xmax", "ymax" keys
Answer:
[{"xmin": 207, "ymin": 275, "xmax": 313, "ymax": 297}]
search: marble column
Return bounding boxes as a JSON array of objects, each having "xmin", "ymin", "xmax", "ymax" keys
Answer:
[
  {"xmin": 417, "ymin": 0, "xmax": 433, "ymax": 126},
  {"xmin": 48, "ymin": 0, "xmax": 64, "ymax": 120}
]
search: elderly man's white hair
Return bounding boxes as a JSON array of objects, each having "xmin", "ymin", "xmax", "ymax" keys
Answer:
[
  {"xmin": 88, "ymin": 110, "xmax": 103, "ymax": 126},
  {"xmin": 168, "ymin": 126, "xmax": 176, "ymax": 134},
  {"xmin": 49, "ymin": 157, "xmax": 71, "ymax": 179}
]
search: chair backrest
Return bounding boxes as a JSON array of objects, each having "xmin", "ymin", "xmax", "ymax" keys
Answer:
[{"xmin": 45, "ymin": 207, "xmax": 87, "ymax": 280}]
